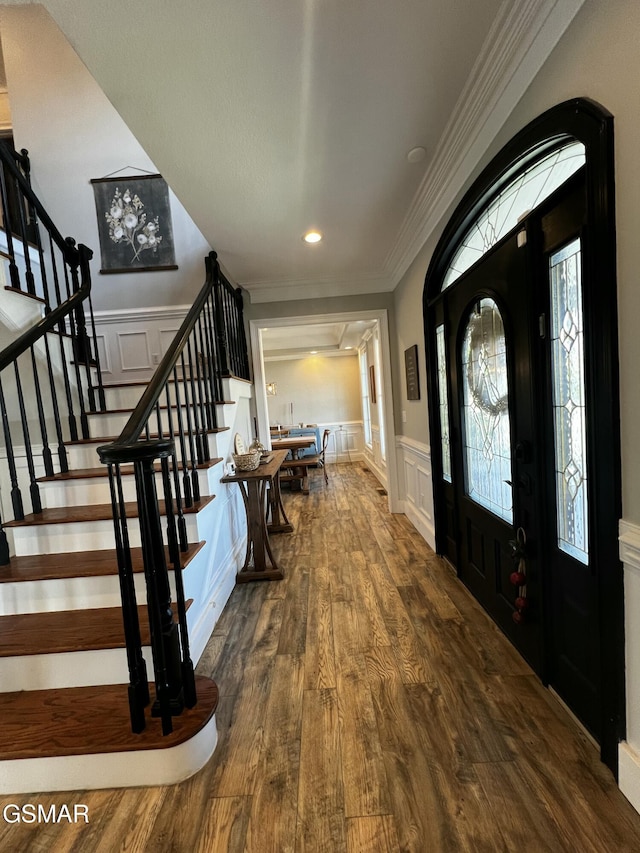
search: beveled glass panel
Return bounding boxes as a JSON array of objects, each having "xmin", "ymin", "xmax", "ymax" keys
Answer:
[
  {"xmin": 435, "ymin": 324, "xmax": 451, "ymax": 482},
  {"xmin": 461, "ymin": 298, "xmax": 512, "ymax": 522},
  {"xmin": 549, "ymin": 238, "xmax": 588, "ymax": 564},
  {"xmin": 443, "ymin": 141, "xmax": 585, "ymax": 289}
]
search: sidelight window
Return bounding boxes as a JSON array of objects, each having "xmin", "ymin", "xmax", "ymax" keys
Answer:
[
  {"xmin": 549, "ymin": 238, "xmax": 589, "ymax": 563},
  {"xmin": 435, "ymin": 324, "xmax": 452, "ymax": 482}
]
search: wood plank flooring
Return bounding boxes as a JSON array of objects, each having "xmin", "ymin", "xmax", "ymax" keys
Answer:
[{"xmin": 1, "ymin": 462, "xmax": 640, "ymax": 851}]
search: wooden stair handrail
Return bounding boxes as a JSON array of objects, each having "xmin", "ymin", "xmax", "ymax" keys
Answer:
[
  {"xmin": 98, "ymin": 251, "xmax": 220, "ymax": 463},
  {"xmin": 0, "ymin": 241, "xmax": 91, "ymax": 372}
]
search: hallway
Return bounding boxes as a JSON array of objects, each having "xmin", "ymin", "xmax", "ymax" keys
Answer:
[{"xmin": 2, "ymin": 463, "xmax": 640, "ymax": 851}]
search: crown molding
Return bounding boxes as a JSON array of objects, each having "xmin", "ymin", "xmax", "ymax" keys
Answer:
[{"xmin": 384, "ymin": 0, "xmax": 586, "ymax": 286}]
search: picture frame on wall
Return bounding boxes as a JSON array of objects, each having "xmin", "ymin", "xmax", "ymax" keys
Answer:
[
  {"xmin": 90, "ymin": 173, "xmax": 178, "ymax": 274},
  {"xmin": 404, "ymin": 344, "xmax": 420, "ymax": 400}
]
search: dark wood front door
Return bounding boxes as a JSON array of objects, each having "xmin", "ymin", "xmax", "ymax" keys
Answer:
[
  {"xmin": 425, "ymin": 101, "xmax": 622, "ymax": 773},
  {"xmin": 440, "ymin": 172, "xmax": 604, "ymax": 741},
  {"xmin": 444, "ymin": 227, "xmax": 543, "ymax": 673}
]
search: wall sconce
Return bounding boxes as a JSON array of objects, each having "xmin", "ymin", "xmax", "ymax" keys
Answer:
[{"xmin": 266, "ymin": 382, "xmax": 277, "ymax": 396}]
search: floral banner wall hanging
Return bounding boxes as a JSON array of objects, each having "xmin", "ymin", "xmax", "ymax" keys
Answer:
[{"xmin": 90, "ymin": 174, "xmax": 178, "ymax": 274}]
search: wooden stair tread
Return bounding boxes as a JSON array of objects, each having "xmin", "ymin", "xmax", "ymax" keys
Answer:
[
  {"xmin": 0, "ymin": 676, "xmax": 218, "ymax": 760},
  {"xmin": 0, "ymin": 600, "xmax": 191, "ymax": 657},
  {"xmin": 4, "ymin": 496, "xmax": 215, "ymax": 528},
  {"xmin": 37, "ymin": 458, "xmax": 223, "ymax": 482},
  {"xmin": 0, "ymin": 542, "xmax": 205, "ymax": 584}
]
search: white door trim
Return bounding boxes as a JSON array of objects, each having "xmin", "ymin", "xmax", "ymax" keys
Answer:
[{"xmin": 249, "ymin": 308, "xmax": 401, "ymax": 513}]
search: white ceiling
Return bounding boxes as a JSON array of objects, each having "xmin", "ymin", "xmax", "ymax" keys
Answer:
[
  {"xmin": 262, "ymin": 320, "xmax": 374, "ymax": 361},
  {"xmin": 2, "ymin": 0, "xmax": 585, "ymax": 302}
]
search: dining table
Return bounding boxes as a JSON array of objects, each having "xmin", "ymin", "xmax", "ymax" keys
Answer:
[{"xmin": 270, "ymin": 435, "xmax": 317, "ymax": 494}]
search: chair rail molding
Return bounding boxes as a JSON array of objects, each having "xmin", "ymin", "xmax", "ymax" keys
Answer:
[
  {"xmin": 620, "ymin": 519, "xmax": 640, "ymax": 573},
  {"xmin": 396, "ymin": 435, "xmax": 435, "ymax": 550}
]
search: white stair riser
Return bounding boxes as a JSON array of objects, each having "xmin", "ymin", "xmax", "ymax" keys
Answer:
[
  {"xmin": 0, "ymin": 285, "xmax": 45, "ymax": 333},
  {"xmin": 12, "ymin": 500, "xmax": 215, "ymax": 556},
  {"xmin": 0, "ymin": 571, "xmax": 148, "ymax": 616},
  {"xmin": 65, "ymin": 433, "xmax": 230, "ymax": 470},
  {"xmin": 87, "ymin": 408, "xmax": 224, "ymax": 440},
  {"xmin": 102, "ymin": 384, "xmax": 147, "ymax": 410},
  {"xmin": 0, "ymin": 540, "xmax": 209, "ymax": 616},
  {"xmin": 101, "ymin": 382, "xmax": 234, "ymax": 412},
  {"xmin": 0, "ymin": 646, "xmax": 155, "ymax": 692},
  {"xmin": 39, "ymin": 465, "xmax": 220, "ymax": 509}
]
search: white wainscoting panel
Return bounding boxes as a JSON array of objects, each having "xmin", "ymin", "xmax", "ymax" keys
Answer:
[
  {"xmin": 159, "ymin": 326, "xmax": 181, "ymax": 356},
  {"xmin": 90, "ymin": 306, "xmax": 189, "ymax": 384},
  {"xmin": 396, "ymin": 436, "xmax": 435, "ymax": 550},
  {"xmin": 620, "ymin": 518, "xmax": 640, "ymax": 814},
  {"xmin": 117, "ymin": 330, "xmax": 151, "ymax": 372},
  {"xmin": 327, "ymin": 422, "xmax": 363, "ymax": 463},
  {"xmin": 362, "ymin": 424, "xmax": 387, "ymax": 491},
  {"xmin": 95, "ymin": 333, "xmax": 111, "ymax": 375}
]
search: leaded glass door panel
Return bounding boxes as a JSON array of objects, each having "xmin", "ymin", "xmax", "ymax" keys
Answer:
[
  {"xmin": 461, "ymin": 298, "xmax": 513, "ymax": 523},
  {"xmin": 445, "ymin": 228, "xmax": 543, "ymax": 672},
  {"xmin": 539, "ymin": 176, "xmax": 601, "ymax": 740}
]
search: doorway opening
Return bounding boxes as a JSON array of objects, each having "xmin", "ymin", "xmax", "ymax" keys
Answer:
[{"xmin": 249, "ymin": 308, "xmax": 400, "ymax": 514}]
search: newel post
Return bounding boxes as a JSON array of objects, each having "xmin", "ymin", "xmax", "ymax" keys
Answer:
[
  {"xmin": 99, "ymin": 438, "xmax": 187, "ymax": 735},
  {"xmin": 133, "ymin": 443, "xmax": 185, "ymax": 734}
]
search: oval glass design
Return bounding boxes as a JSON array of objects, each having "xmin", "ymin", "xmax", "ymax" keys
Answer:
[{"xmin": 461, "ymin": 298, "xmax": 513, "ymax": 522}]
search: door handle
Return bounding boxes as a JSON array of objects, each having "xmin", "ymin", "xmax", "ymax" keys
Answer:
[{"xmin": 504, "ymin": 474, "xmax": 532, "ymax": 495}]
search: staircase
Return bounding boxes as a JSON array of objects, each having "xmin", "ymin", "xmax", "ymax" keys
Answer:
[
  {"xmin": 0, "ymin": 373, "xmax": 252, "ymax": 794},
  {"xmin": 0, "ymin": 143, "xmax": 254, "ymax": 794}
]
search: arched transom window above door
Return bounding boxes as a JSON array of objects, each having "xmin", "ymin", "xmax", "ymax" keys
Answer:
[{"xmin": 442, "ymin": 139, "xmax": 585, "ymax": 290}]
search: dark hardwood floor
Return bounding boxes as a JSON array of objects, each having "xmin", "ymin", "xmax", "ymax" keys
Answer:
[{"xmin": 2, "ymin": 462, "xmax": 640, "ymax": 851}]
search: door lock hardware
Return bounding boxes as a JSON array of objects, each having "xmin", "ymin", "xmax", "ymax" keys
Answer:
[{"xmin": 504, "ymin": 474, "xmax": 532, "ymax": 495}]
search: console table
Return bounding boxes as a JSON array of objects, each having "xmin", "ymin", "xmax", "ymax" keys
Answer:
[{"xmin": 221, "ymin": 448, "xmax": 289, "ymax": 582}]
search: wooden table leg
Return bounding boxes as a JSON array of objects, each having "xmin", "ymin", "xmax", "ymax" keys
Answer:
[
  {"xmin": 236, "ymin": 479, "xmax": 284, "ymax": 582},
  {"xmin": 267, "ymin": 469, "xmax": 293, "ymax": 534},
  {"xmin": 288, "ymin": 449, "xmax": 304, "ymax": 492}
]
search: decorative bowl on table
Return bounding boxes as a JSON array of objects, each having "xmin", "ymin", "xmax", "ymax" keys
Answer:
[{"xmin": 232, "ymin": 450, "xmax": 261, "ymax": 471}]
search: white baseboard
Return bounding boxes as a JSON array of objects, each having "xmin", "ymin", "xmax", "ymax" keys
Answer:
[
  {"xmin": 620, "ymin": 741, "xmax": 640, "ymax": 813},
  {"xmin": 402, "ymin": 497, "xmax": 436, "ymax": 551},
  {"xmin": 361, "ymin": 452, "xmax": 387, "ymax": 491}
]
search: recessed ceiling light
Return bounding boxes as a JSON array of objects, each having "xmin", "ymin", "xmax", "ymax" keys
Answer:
[
  {"xmin": 303, "ymin": 230, "xmax": 322, "ymax": 244},
  {"xmin": 310, "ymin": 350, "xmax": 318, "ymax": 354},
  {"xmin": 345, "ymin": 346, "xmax": 353, "ymax": 350}
]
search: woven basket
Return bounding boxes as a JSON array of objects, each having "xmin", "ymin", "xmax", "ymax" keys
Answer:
[{"xmin": 233, "ymin": 450, "xmax": 261, "ymax": 471}]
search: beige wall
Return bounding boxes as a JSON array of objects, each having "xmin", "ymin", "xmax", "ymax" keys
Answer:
[
  {"xmin": 265, "ymin": 355, "xmax": 361, "ymax": 427},
  {"xmin": 0, "ymin": 5, "xmax": 212, "ymax": 312}
]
